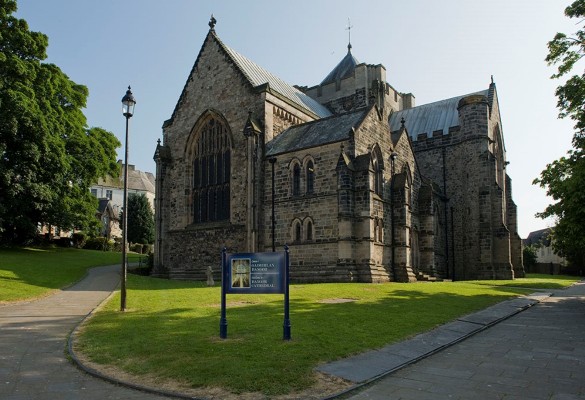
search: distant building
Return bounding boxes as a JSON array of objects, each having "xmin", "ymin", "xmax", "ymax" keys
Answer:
[
  {"xmin": 524, "ymin": 228, "xmax": 566, "ymax": 274},
  {"xmin": 96, "ymin": 198, "xmax": 120, "ymax": 239},
  {"xmin": 90, "ymin": 161, "xmax": 155, "ymax": 239}
]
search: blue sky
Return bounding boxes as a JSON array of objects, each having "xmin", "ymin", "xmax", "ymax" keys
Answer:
[{"xmin": 15, "ymin": 0, "xmax": 577, "ymax": 238}]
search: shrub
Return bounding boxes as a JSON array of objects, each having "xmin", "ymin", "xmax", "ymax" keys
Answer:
[
  {"xmin": 84, "ymin": 237, "xmax": 114, "ymax": 251},
  {"xmin": 72, "ymin": 232, "xmax": 87, "ymax": 249}
]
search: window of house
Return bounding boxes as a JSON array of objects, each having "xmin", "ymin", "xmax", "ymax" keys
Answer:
[
  {"xmin": 306, "ymin": 160, "xmax": 315, "ymax": 194},
  {"xmin": 106, "ymin": 190, "xmax": 113, "ymax": 200},
  {"xmin": 192, "ymin": 117, "xmax": 231, "ymax": 223},
  {"xmin": 91, "ymin": 188, "xmax": 98, "ymax": 197}
]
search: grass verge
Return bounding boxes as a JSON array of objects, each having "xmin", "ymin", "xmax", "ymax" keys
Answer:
[
  {"xmin": 0, "ymin": 247, "xmax": 141, "ymax": 302},
  {"xmin": 467, "ymin": 273, "xmax": 580, "ymax": 290},
  {"xmin": 76, "ymin": 275, "xmax": 564, "ymax": 397}
]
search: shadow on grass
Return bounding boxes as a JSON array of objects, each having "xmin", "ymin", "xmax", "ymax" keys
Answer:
[{"xmin": 78, "ymin": 282, "xmax": 527, "ymax": 395}]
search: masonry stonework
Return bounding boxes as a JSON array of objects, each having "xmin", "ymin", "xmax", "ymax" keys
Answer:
[{"xmin": 153, "ymin": 21, "xmax": 524, "ymax": 282}]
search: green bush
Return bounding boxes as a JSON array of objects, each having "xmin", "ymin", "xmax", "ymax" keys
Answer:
[
  {"xmin": 84, "ymin": 237, "xmax": 114, "ymax": 251},
  {"xmin": 72, "ymin": 232, "xmax": 87, "ymax": 248},
  {"xmin": 130, "ymin": 243, "xmax": 143, "ymax": 253}
]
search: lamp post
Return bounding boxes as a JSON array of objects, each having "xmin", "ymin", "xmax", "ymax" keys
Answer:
[
  {"xmin": 120, "ymin": 86, "xmax": 136, "ymax": 311},
  {"xmin": 390, "ymin": 152, "xmax": 398, "ymax": 281}
]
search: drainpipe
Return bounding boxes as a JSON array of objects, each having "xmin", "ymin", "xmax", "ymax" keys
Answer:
[
  {"xmin": 442, "ymin": 147, "xmax": 450, "ymax": 279},
  {"xmin": 390, "ymin": 152, "xmax": 398, "ymax": 280}
]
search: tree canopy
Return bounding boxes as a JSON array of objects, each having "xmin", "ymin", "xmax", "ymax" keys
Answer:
[
  {"xmin": 534, "ymin": 0, "xmax": 585, "ymax": 266},
  {"xmin": 126, "ymin": 193, "xmax": 155, "ymax": 245},
  {"xmin": 0, "ymin": 0, "xmax": 120, "ymax": 243}
]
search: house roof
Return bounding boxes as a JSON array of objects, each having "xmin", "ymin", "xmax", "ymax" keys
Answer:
[
  {"xmin": 266, "ymin": 108, "xmax": 367, "ymax": 156},
  {"xmin": 96, "ymin": 164, "xmax": 155, "ymax": 194},
  {"xmin": 216, "ymin": 35, "xmax": 332, "ymax": 119},
  {"xmin": 389, "ymin": 89, "xmax": 489, "ymax": 141},
  {"xmin": 524, "ymin": 228, "xmax": 552, "ymax": 247},
  {"xmin": 97, "ymin": 198, "xmax": 111, "ymax": 214}
]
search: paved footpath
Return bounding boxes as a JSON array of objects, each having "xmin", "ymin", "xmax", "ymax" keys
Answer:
[
  {"xmin": 337, "ymin": 281, "xmax": 585, "ymax": 400},
  {"xmin": 0, "ymin": 265, "xmax": 167, "ymax": 400}
]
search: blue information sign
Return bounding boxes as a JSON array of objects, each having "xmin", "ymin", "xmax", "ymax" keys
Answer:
[
  {"xmin": 220, "ymin": 248, "xmax": 291, "ymax": 340},
  {"xmin": 225, "ymin": 252, "xmax": 285, "ymax": 294}
]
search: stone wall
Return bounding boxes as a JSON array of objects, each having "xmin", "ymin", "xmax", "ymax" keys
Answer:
[{"xmin": 411, "ymin": 92, "xmax": 523, "ymax": 280}]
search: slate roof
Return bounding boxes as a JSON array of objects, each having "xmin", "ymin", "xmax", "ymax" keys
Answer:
[
  {"xmin": 266, "ymin": 109, "xmax": 367, "ymax": 156},
  {"xmin": 321, "ymin": 47, "xmax": 359, "ymax": 85},
  {"xmin": 97, "ymin": 164, "xmax": 155, "ymax": 193},
  {"xmin": 218, "ymin": 38, "xmax": 332, "ymax": 119},
  {"xmin": 524, "ymin": 228, "xmax": 552, "ymax": 247},
  {"xmin": 389, "ymin": 89, "xmax": 489, "ymax": 141}
]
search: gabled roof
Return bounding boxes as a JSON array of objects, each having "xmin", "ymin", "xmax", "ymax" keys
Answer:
[
  {"xmin": 389, "ymin": 89, "xmax": 489, "ymax": 141},
  {"xmin": 96, "ymin": 164, "xmax": 155, "ymax": 194},
  {"xmin": 266, "ymin": 109, "xmax": 368, "ymax": 156},
  {"xmin": 165, "ymin": 28, "xmax": 332, "ymax": 127},
  {"xmin": 525, "ymin": 228, "xmax": 552, "ymax": 246},
  {"xmin": 219, "ymin": 41, "xmax": 332, "ymax": 118},
  {"xmin": 321, "ymin": 47, "xmax": 359, "ymax": 85}
]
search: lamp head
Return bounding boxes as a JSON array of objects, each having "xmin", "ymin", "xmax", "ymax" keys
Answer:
[{"xmin": 122, "ymin": 86, "xmax": 136, "ymax": 117}]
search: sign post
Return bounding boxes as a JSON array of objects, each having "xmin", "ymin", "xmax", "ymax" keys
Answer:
[
  {"xmin": 219, "ymin": 248, "xmax": 291, "ymax": 340},
  {"xmin": 220, "ymin": 248, "xmax": 228, "ymax": 339},
  {"xmin": 283, "ymin": 245, "xmax": 291, "ymax": 340}
]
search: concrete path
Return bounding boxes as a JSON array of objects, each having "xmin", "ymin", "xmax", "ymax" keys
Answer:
[
  {"xmin": 333, "ymin": 281, "xmax": 585, "ymax": 400},
  {"xmin": 0, "ymin": 265, "xmax": 167, "ymax": 400}
]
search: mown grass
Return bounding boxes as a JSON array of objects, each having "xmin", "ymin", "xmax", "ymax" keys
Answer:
[
  {"xmin": 76, "ymin": 275, "xmax": 562, "ymax": 396},
  {"xmin": 0, "ymin": 247, "xmax": 141, "ymax": 302},
  {"xmin": 467, "ymin": 273, "xmax": 580, "ymax": 290}
]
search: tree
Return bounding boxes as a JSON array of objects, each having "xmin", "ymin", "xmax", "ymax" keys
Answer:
[
  {"xmin": 125, "ymin": 193, "xmax": 155, "ymax": 245},
  {"xmin": 0, "ymin": 0, "xmax": 120, "ymax": 243},
  {"xmin": 522, "ymin": 245, "xmax": 538, "ymax": 269},
  {"xmin": 534, "ymin": 0, "xmax": 585, "ymax": 267}
]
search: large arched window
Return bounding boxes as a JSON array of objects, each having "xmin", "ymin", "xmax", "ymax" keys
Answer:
[{"xmin": 191, "ymin": 116, "xmax": 231, "ymax": 223}]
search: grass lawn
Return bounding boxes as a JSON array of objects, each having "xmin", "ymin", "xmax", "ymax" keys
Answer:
[
  {"xmin": 76, "ymin": 273, "xmax": 580, "ymax": 397},
  {"xmin": 0, "ymin": 247, "xmax": 141, "ymax": 302},
  {"xmin": 467, "ymin": 273, "xmax": 581, "ymax": 290}
]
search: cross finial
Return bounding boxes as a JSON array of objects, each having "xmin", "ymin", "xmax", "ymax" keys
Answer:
[
  {"xmin": 209, "ymin": 14, "xmax": 217, "ymax": 30},
  {"xmin": 400, "ymin": 117, "xmax": 406, "ymax": 129},
  {"xmin": 157, "ymin": 138, "xmax": 161, "ymax": 146},
  {"xmin": 346, "ymin": 17, "xmax": 353, "ymax": 53}
]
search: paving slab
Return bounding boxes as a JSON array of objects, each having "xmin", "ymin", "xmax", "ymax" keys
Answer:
[
  {"xmin": 317, "ymin": 293, "xmax": 551, "ymax": 384},
  {"xmin": 339, "ymin": 282, "xmax": 585, "ymax": 400}
]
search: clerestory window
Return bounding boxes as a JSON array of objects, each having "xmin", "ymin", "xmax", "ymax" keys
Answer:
[
  {"xmin": 292, "ymin": 163, "xmax": 301, "ymax": 196},
  {"xmin": 306, "ymin": 160, "xmax": 315, "ymax": 194}
]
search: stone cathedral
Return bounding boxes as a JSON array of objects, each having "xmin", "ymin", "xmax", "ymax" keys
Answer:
[{"xmin": 152, "ymin": 18, "xmax": 524, "ymax": 282}]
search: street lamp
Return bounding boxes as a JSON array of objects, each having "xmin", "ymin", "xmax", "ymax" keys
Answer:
[{"xmin": 120, "ymin": 86, "xmax": 136, "ymax": 311}]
